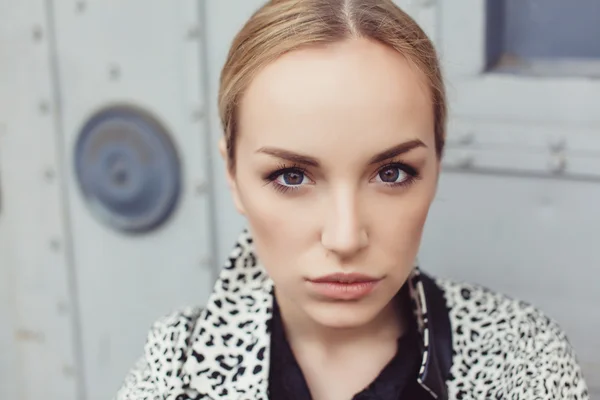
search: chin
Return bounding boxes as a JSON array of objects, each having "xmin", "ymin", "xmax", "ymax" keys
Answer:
[{"xmin": 305, "ymin": 301, "xmax": 381, "ymax": 330}]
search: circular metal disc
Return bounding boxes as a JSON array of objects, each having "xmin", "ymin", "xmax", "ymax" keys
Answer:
[{"xmin": 74, "ymin": 105, "xmax": 181, "ymax": 233}]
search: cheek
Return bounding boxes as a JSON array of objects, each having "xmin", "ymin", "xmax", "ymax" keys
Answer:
[
  {"xmin": 239, "ymin": 187, "xmax": 305, "ymax": 239},
  {"xmin": 235, "ymin": 176, "xmax": 315, "ymax": 274},
  {"xmin": 368, "ymin": 180, "xmax": 436, "ymax": 260}
]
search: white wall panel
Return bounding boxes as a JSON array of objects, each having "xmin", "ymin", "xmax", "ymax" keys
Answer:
[
  {"xmin": 50, "ymin": 1, "xmax": 214, "ymax": 398},
  {"xmin": 421, "ymin": 171, "xmax": 600, "ymax": 394},
  {"xmin": 434, "ymin": 1, "xmax": 600, "ymax": 392},
  {"xmin": 0, "ymin": 1, "xmax": 80, "ymax": 399}
]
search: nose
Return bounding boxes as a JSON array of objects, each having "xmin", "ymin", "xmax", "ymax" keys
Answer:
[{"xmin": 320, "ymin": 187, "xmax": 368, "ymax": 258}]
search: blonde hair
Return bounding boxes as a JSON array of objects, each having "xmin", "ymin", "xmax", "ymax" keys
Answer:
[{"xmin": 219, "ymin": 0, "xmax": 446, "ymax": 170}]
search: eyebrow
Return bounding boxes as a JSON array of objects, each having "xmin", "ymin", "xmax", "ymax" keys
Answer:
[
  {"xmin": 368, "ymin": 139, "xmax": 427, "ymax": 164},
  {"xmin": 256, "ymin": 139, "xmax": 426, "ymax": 167}
]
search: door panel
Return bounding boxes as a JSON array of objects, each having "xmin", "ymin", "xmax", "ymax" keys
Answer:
[{"xmin": 50, "ymin": 1, "xmax": 214, "ymax": 398}]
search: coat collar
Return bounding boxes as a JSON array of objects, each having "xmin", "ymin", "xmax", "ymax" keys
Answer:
[{"xmin": 178, "ymin": 231, "xmax": 451, "ymax": 400}]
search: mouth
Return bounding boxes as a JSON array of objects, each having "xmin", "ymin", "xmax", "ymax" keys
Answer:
[{"xmin": 306, "ymin": 273, "xmax": 382, "ymax": 300}]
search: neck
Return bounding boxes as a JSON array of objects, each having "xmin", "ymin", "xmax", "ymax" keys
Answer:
[{"xmin": 274, "ymin": 289, "xmax": 405, "ymax": 351}]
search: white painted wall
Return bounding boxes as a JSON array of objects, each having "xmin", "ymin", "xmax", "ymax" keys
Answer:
[{"xmin": 0, "ymin": 2, "xmax": 80, "ymax": 398}]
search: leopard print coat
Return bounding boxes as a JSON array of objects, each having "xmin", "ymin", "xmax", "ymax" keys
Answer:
[{"xmin": 115, "ymin": 231, "xmax": 590, "ymax": 399}]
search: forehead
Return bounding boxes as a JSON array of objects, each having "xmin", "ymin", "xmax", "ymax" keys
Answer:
[{"xmin": 238, "ymin": 38, "xmax": 435, "ymax": 157}]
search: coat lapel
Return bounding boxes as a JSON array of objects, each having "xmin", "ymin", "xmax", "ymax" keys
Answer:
[{"xmin": 182, "ymin": 231, "xmax": 274, "ymax": 399}]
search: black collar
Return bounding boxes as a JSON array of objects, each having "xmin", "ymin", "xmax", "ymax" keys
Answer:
[
  {"xmin": 268, "ymin": 281, "xmax": 441, "ymax": 399},
  {"xmin": 415, "ymin": 272, "xmax": 453, "ymax": 399}
]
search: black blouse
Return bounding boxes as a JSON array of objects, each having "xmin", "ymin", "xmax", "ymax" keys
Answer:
[{"xmin": 268, "ymin": 286, "xmax": 427, "ymax": 400}]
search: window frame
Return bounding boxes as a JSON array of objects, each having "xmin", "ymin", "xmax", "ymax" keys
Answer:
[{"xmin": 439, "ymin": 0, "xmax": 600, "ymax": 126}]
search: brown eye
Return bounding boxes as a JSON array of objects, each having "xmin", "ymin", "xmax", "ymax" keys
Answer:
[
  {"xmin": 372, "ymin": 163, "xmax": 419, "ymax": 188},
  {"xmin": 378, "ymin": 167, "xmax": 403, "ymax": 183},
  {"xmin": 277, "ymin": 170, "xmax": 306, "ymax": 186}
]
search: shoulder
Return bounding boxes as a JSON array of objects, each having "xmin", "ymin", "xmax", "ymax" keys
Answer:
[
  {"xmin": 114, "ymin": 306, "xmax": 203, "ymax": 400},
  {"xmin": 433, "ymin": 277, "xmax": 589, "ymax": 399}
]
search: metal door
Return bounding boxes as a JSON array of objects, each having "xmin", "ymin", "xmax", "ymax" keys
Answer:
[{"xmin": 0, "ymin": 1, "xmax": 215, "ymax": 399}]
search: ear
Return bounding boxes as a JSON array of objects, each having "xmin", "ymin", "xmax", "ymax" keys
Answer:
[{"xmin": 219, "ymin": 137, "xmax": 246, "ymax": 215}]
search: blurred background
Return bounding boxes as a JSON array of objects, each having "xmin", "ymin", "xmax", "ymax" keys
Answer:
[{"xmin": 1, "ymin": 0, "xmax": 599, "ymax": 399}]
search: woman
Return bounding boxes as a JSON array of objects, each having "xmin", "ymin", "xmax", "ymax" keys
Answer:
[{"xmin": 116, "ymin": 0, "xmax": 589, "ymax": 399}]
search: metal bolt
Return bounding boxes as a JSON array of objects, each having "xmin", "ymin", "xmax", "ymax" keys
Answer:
[
  {"xmin": 109, "ymin": 64, "xmax": 121, "ymax": 81},
  {"xmin": 75, "ymin": 1, "xmax": 86, "ymax": 13},
  {"xmin": 192, "ymin": 107, "xmax": 205, "ymax": 121},
  {"xmin": 186, "ymin": 25, "xmax": 201, "ymax": 40},
  {"xmin": 44, "ymin": 167, "xmax": 55, "ymax": 181},
  {"xmin": 548, "ymin": 153, "xmax": 567, "ymax": 175},
  {"xmin": 39, "ymin": 100, "xmax": 50, "ymax": 114},
  {"xmin": 195, "ymin": 180, "xmax": 208, "ymax": 194},
  {"xmin": 458, "ymin": 131, "xmax": 475, "ymax": 146},
  {"xmin": 457, "ymin": 155, "xmax": 475, "ymax": 169},
  {"xmin": 548, "ymin": 136, "xmax": 566, "ymax": 153},
  {"xmin": 32, "ymin": 25, "xmax": 43, "ymax": 41},
  {"xmin": 57, "ymin": 301, "xmax": 69, "ymax": 314},
  {"xmin": 50, "ymin": 238, "xmax": 61, "ymax": 251}
]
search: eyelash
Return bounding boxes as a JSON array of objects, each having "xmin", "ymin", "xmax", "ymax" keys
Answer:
[{"xmin": 263, "ymin": 161, "xmax": 421, "ymax": 194}]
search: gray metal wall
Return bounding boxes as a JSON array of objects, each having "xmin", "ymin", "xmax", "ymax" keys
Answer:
[{"xmin": 1, "ymin": 1, "xmax": 598, "ymax": 399}]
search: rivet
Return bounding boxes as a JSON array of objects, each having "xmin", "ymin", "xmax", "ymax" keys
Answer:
[
  {"xmin": 548, "ymin": 153, "xmax": 567, "ymax": 174},
  {"xmin": 548, "ymin": 136, "xmax": 566, "ymax": 153},
  {"xmin": 458, "ymin": 131, "xmax": 475, "ymax": 146},
  {"xmin": 457, "ymin": 155, "xmax": 475, "ymax": 169},
  {"xmin": 50, "ymin": 238, "xmax": 61, "ymax": 251},
  {"xmin": 76, "ymin": 1, "xmax": 86, "ymax": 13},
  {"xmin": 39, "ymin": 100, "xmax": 50, "ymax": 114},
  {"xmin": 195, "ymin": 181, "xmax": 208, "ymax": 194},
  {"xmin": 32, "ymin": 25, "xmax": 43, "ymax": 41},
  {"xmin": 109, "ymin": 64, "xmax": 121, "ymax": 81},
  {"xmin": 192, "ymin": 108, "xmax": 205, "ymax": 121},
  {"xmin": 57, "ymin": 301, "xmax": 69, "ymax": 315},
  {"xmin": 186, "ymin": 25, "xmax": 201, "ymax": 39},
  {"xmin": 44, "ymin": 167, "xmax": 55, "ymax": 181}
]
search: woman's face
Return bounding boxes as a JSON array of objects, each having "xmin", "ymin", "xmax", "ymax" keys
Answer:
[{"xmin": 222, "ymin": 38, "xmax": 439, "ymax": 329}]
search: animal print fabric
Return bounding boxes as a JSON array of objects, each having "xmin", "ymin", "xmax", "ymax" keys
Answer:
[{"xmin": 115, "ymin": 232, "xmax": 589, "ymax": 400}]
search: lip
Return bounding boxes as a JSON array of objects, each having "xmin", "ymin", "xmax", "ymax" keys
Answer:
[
  {"xmin": 307, "ymin": 273, "xmax": 382, "ymax": 300},
  {"xmin": 309, "ymin": 273, "xmax": 379, "ymax": 284}
]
